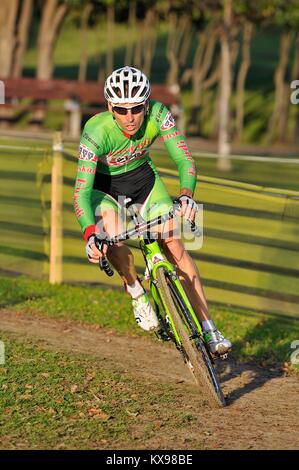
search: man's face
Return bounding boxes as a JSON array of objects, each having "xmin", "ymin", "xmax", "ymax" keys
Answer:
[{"xmin": 108, "ymin": 102, "xmax": 146, "ymax": 136}]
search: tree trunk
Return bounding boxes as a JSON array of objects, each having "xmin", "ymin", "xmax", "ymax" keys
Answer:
[
  {"xmin": 291, "ymin": 34, "xmax": 299, "ymax": 141},
  {"xmin": 178, "ymin": 18, "xmax": 192, "ymax": 69},
  {"xmin": 106, "ymin": 3, "xmax": 115, "ymax": 76},
  {"xmin": 37, "ymin": 0, "xmax": 68, "ymax": 80},
  {"xmin": 235, "ymin": 21, "xmax": 253, "ymax": 141},
  {"xmin": 217, "ymin": 0, "xmax": 232, "ymax": 171},
  {"xmin": 211, "ymin": 84, "xmax": 221, "ymax": 139},
  {"xmin": 12, "ymin": 0, "xmax": 33, "ymax": 78},
  {"xmin": 134, "ymin": 19, "xmax": 143, "ymax": 69},
  {"xmin": 124, "ymin": 0, "xmax": 137, "ymax": 66},
  {"xmin": 0, "ymin": 0, "xmax": 19, "ymax": 78},
  {"xmin": 78, "ymin": 3, "xmax": 93, "ymax": 82},
  {"xmin": 188, "ymin": 26, "xmax": 218, "ymax": 134},
  {"xmin": 143, "ymin": 8, "xmax": 157, "ymax": 77},
  {"xmin": 166, "ymin": 12, "xmax": 183, "ymax": 87},
  {"xmin": 267, "ymin": 30, "xmax": 292, "ymax": 142}
]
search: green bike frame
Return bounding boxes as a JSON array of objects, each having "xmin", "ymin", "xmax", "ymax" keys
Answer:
[{"xmin": 140, "ymin": 238, "xmax": 203, "ymax": 345}]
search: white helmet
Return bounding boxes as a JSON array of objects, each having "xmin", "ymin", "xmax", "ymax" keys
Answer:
[{"xmin": 104, "ymin": 66, "xmax": 151, "ymax": 104}]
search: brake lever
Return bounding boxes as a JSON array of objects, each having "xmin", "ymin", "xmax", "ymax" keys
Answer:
[
  {"xmin": 189, "ymin": 220, "xmax": 202, "ymax": 237},
  {"xmin": 94, "ymin": 237, "xmax": 114, "ymax": 277}
]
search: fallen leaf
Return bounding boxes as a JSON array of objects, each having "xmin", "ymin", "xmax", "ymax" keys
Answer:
[
  {"xmin": 75, "ymin": 401, "xmax": 84, "ymax": 407},
  {"xmin": 70, "ymin": 385, "xmax": 79, "ymax": 394},
  {"xmin": 88, "ymin": 407, "xmax": 110, "ymax": 421},
  {"xmin": 282, "ymin": 362, "xmax": 291, "ymax": 375},
  {"xmin": 86, "ymin": 371, "xmax": 96, "ymax": 382},
  {"xmin": 155, "ymin": 420, "xmax": 164, "ymax": 429},
  {"xmin": 18, "ymin": 394, "xmax": 32, "ymax": 401},
  {"xmin": 25, "ymin": 384, "xmax": 33, "ymax": 390},
  {"xmin": 125, "ymin": 409, "xmax": 139, "ymax": 417},
  {"xmin": 40, "ymin": 373, "xmax": 50, "ymax": 379}
]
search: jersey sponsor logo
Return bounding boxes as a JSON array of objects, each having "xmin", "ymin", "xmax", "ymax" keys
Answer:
[
  {"xmin": 82, "ymin": 132, "xmax": 101, "ymax": 150},
  {"xmin": 102, "ymin": 150, "xmax": 148, "ymax": 166},
  {"xmin": 78, "ymin": 165, "xmax": 96, "ymax": 174},
  {"xmin": 160, "ymin": 111, "xmax": 176, "ymax": 131},
  {"xmin": 75, "ymin": 178, "xmax": 87, "ymax": 187},
  {"xmin": 155, "ymin": 103, "xmax": 166, "ymax": 124},
  {"xmin": 79, "ymin": 144, "xmax": 97, "ymax": 163},
  {"xmin": 162, "ymin": 130, "xmax": 181, "ymax": 142},
  {"xmin": 176, "ymin": 140, "xmax": 196, "ymax": 176},
  {"xmin": 101, "ymin": 138, "xmax": 151, "ymax": 167},
  {"xmin": 74, "ymin": 178, "xmax": 87, "ymax": 219}
]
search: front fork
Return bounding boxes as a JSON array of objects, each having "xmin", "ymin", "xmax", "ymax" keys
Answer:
[{"xmin": 141, "ymin": 239, "xmax": 203, "ymax": 343}]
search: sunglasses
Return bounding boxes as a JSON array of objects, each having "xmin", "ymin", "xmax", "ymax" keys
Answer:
[{"xmin": 112, "ymin": 103, "xmax": 145, "ymax": 115}]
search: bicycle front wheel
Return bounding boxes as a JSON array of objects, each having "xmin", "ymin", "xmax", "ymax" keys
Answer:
[{"xmin": 156, "ymin": 267, "xmax": 226, "ymax": 408}]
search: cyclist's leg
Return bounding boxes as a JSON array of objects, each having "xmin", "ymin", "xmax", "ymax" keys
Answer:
[
  {"xmin": 139, "ymin": 171, "xmax": 177, "ymax": 239},
  {"xmin": 92, "ymin": 190, "xmax": 158, "ymax": 330},
  {"xmin": 161, "ymin": 237, "xmax": 210, "ymax": 322},
  {"xmin": 91, "ymin": 190, "xmax": 137, "ymax": 285},
  {"xmin": 161, "ymin": 235, "xmax": 232, "ymax": 354},
  {"xmin": 139, "ymin": 172, "xmax": 210, "ymax": 321}
]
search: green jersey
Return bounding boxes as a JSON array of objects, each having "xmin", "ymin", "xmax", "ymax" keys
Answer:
[{"xmin": 74, "ymin": 100, "xmax": 197, "ymax": 238}]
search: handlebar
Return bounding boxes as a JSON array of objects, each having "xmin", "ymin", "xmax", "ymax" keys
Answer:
[{"xmin": 95, "ymin": 203, "xmax": 202, "ymax": 277}]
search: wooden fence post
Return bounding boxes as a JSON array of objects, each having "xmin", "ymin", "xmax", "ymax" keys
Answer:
[{"xmin": 49, "ymin": 132, "xmax": 63, "ymax": 284}]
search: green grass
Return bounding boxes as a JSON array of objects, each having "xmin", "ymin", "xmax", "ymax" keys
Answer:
[
  {"xmin": 0, "ymin": 331, "xmax": 203, "ymax": 450},
  {"xmin": 0, "ymin": 275, "xmax": 135, "ymax": 333},
  {"xmin": 151, "ymin": 149, "xmax": 299, "ymax": 192},
  {"xmin": 1, "ymin": 274, "xmax": 298, "ymax": 369}
]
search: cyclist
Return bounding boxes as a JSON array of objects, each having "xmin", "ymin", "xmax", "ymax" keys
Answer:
[{"xmin": 73, "ymin": 66, "xmax": 231, "ymax": 356}]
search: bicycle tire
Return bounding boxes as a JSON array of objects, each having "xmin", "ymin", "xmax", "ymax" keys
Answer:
[{"xmin": 156, "ymin": 267, "xmax": 226, "ymax": 408}]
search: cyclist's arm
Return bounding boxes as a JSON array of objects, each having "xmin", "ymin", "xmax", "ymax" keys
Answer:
[
  {"xmin": 73, "ymin": 121, "xmax": 103, "ymax": 240},
  {"xmin": 152, "ymin": 102, "xmax": 197, "ymax": 195}
]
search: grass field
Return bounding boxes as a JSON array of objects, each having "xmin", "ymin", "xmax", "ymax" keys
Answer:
[{"xmin": 0, "ymin": 331, "xmax": 196, "ymax": 450}]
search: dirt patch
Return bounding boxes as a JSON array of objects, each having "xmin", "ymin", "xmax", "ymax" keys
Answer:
[{"xmin": 1, "ymin": 309, "xmax": 298, "ymax": 450}]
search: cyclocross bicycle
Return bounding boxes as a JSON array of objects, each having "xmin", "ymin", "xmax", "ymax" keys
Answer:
[{"xmin": 95, "ymin": 199, "xmax": 226, "ymax": 408}]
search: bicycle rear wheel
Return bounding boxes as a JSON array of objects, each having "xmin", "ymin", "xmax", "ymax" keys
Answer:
[{"xmin": 156, "ymin": 267, "xmax": 226, "ymax": 408}]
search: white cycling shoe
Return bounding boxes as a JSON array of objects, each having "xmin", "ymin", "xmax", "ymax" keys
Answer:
[
  {"xmin": 203, "ymin": 329, "xmax": 232, "ymax": 356},
  {"xmin": 132, "ymin": 293, "xmax": 159, "ymax": 331}
]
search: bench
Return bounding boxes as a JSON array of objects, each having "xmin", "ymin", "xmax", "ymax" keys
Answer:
[{"xmin": 0, "ymin": 77, "xmax": 179, "ymax": 137}]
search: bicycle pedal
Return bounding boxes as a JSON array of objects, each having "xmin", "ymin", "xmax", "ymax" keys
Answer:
[{"xmin": 155, "ymin": 329, "xmax": 171, "ymax": 342}]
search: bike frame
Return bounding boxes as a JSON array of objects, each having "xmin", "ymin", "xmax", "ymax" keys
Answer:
[{"xmin": 140, "ymin": 237, "xmax": 203, "ymax": 344}]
